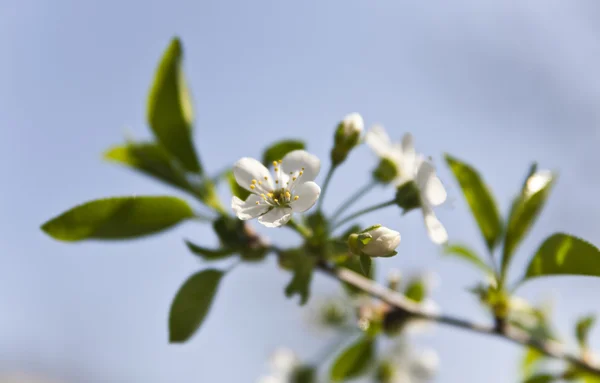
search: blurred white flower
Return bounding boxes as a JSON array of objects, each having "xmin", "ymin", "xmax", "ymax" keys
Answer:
[
  {"xmin": 381, "ymin": 341, "xmax": 439, "ymax": 383},
  {"xmin": 524, "ymin": 169, "xmax": 553, "ymax": 197},
  {"xmin": 366, "ymin": 127, "xmax": 447, "ymax": 244},
  {"xmin": 232, "ymin": 150, "xmax": 321, "ymax": 227},
  {"xmin": 257, "ymin": 348, "xmax": 300, "ymax": 383}
]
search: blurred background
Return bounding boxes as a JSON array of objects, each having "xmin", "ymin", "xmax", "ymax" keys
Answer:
[{"xmin": 2, "ymin": 0, "xmax": 600, "ymax": 381}]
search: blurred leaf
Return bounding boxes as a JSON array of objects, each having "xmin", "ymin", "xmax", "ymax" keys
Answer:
[
  {"xmin": 41, "ymin": 196, "xmax": 193, "ymax": 241},
  {"xmin": 576, "ymin": 314, "xmax": 596, "ymax": 349},
  {"xmin": 262, "ymin": 140, "xmax": 305, "ymax": 165},
  {"xmin": 524, "ymin": 233, "xmax": 600, "ymax": 281},
  {"xmin": 330, "ymin": 337, "xmax": 374, "ymax": 382},
  {"xmin": 147, "ymin": 37, "xmax": 201, "ymax": 173},
  {"xmin": 292, "ymin": 365, "xmax": 317, "ymax": 383},
  {"xmin": 104, "ymin": 141, "xmax": 189, "ymax": 190},
  {"xmin": 226, "ymin": 170, "xmax": 251, "ymax": 200},
  {"xmin": 404, "ymin": 278, "xmax": 426, "ymax": 303},
  {"xmin": 521, "ymin": 347, "xmax": 545, "ymax": 379},
  {"xmin": 284, "ymin": 251, "xmax": 316, "ymax": 305},
  {"xmin": 359, "ymin": 254, "xmax": 371, "ymax": 276},
  {"xmin": 445, "ymin": 154, "xmax": 503, "ymax": 251},
  {"xmin": 185, "ymin": 240, "xmax": 235, "ymax": 261},
  {"xmin": 501, "ymin": 166, "xmax": 555, "ymax": 279},
  {"xmin": 523, "ymin": 374, "xmax": 556, "ymax": 383},
  {"xmin": 168, "ymin": 269, "xmax": 224, "ymax": 343},
  {"xmin": 443, "ymin": 243, "xmax": 495, "ymax": 277}
]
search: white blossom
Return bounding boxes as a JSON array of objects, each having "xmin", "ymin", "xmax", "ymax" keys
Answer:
[
  {"xmin": 366, "ymin": 126, "xmax": 448, "ymax": 244},
  {"xmin": 362, "ymin": 226, "xmax": 401, "ymax": 257},
  {"xmin": 257, "ymin": 348, "xmax": 300, "ymax": 383},
  {"xmin": 232, "ymin": 150, "xmax": 321, "ymax": 228},
  {"xmin": 341, "ymin": 112, "xmax": 364, "ymax": 136},
  {"xmin": 384, "ymin": 341, "xmax": 439, "ymax": 383}
]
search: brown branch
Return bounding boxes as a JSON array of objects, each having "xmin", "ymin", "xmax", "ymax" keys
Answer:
[{"xmin": 316, "ymin": 262, "xmax": 600, "ymax": 376}]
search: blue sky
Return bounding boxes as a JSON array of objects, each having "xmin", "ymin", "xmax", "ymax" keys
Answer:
[{"xmin": 2, "ymin": 0, "xmax": 600, "ymax": 382}]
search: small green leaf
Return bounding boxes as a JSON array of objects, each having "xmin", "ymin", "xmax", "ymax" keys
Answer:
[
  {"xmin": 521, "ymin": 347, "xmax": 545, "ymax": 379},
  {"xmin": 185, "ymin": 240, "xmax": 235, "ymax": 261},
  {"xmin": 41, "ymin": 196, "xmax": 194, "ymax": 241},
  {"xmin": 330, "ymin": 337, "xmax": 374, "ymax": 382},
  {"xmin": 104, "ymin": 141, "xmax": 189, "ymax": 190},
  {"xmin": 262, "ymin": 140, "xmax": 305, "ymax": 165},
  {"xmin": 284, "ymin": 252, "xmax": 316, "ymax": 305},
  {"xmin": 576, "ymin": 314, "xmax": 596, "ymax": 349},
  {"xmin": 226, "ymin": 170, "xmax": 251, "ymax": 200},
  {"xmin": 147, "ymin": 37, "xmax": 201, "ymax": 173},
  {"xmin": 168, "ymin": 269, "xmax": 224, "ymax": 343},
  {"xmin": 524, "ymin": 233, "xmax": 600, "ymax": 281},
  {"xmin": 404, "ymin": 278, "xmax": 426, "ymax": 303},
  {"xmin": 443, "ymin": 243, "xmax": 495, "ymax": 277},
  {"xmin": 445, "ymin": 154, "xmax": 503, "ymax": 252},
  {"xmin": 359, "ymin": 254, "xmax": 371, "ymax": 276},
  {"xmin": 501, "ymin": 167, "xmax": 555, "ymax": 279},
  {"xmin": 523, "ymin": 374, "xmax": 556, "ymax": 383}
]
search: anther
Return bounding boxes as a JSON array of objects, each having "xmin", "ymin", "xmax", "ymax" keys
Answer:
[
  {"xmin": 251, "ymin": 179, "xmax": 257, "ymax": 184},
  {"xmin": 250, "ymin": 185, "xmax": 255, "ymax": 189},
  {"xmin": 275, "ymin": 180, "xmax": 279, "ymax": 184},
  {"xmin": 274, "ymin": 167, "xmax": 279, "ymax": 172},
  {"xmin": 299, "ymin": 171, "xmax": 303, "ymax": 176},
  {"xmin": 292, "ymin": 177, "xmax": 297, "ymax": 181},
  {"xmin": 272, "ymin": 161, "xmax": 278, "ymax": 166},
  {"xmin": 264, "ymin": 176, "xmax": 268, "ymax": 180},
  {"xmin": 255, "ymin": 201, "xmax": 260, "ymax": 205},
  {"xmin": 294, "ymin": 196, "xmax": 299, "ymax": 200}
]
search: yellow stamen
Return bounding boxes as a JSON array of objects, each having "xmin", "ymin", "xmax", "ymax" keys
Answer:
[
  {"xmin": 278, "ymin": 160, "xmax": 282, "ymax": 164},
  {"xmin": 255, "ymin": 201, "xmax": 260, "ymax": 205},
  {"xmin": 261, "ymin": 194, "xmax": 266, "ymax": 199},
  {"xmin": 272, "ymin": 161, "xmax": 278, "ymax": 166},
  {"xmin": 285, "ymin": 191, "xmax": 291, "ymax": 199},
  {"xmin": 299, "ymin": 171, "xmax": 303, "ymax": 176},
  {"xmin": 274, "ymin": 167, "xmax": 279, "ymax": 172},
  {"xmin": 264, "ymin": 176, "xmax": 268, "ymax": 180},
  {"xmin": 292, "ymin": 177, "xmax": 297, "ymax": 181},
  {"xmin": 294, "ymin": 196, "xmax": 299, "ymax": 200},
  {"xmin": 267, "ymin": 193, "xmax": 273, "ymax": 198},
  {"xmin": 274, "ymin": 198, "xmax": 279, "ymax": 203},
  {"xmin": 301, "ymin": 167, "xmax": 305, "ymax": 170},
  {"xmin": 250, "ymin": 185, "xmax": 255, "ymax": 190},
  {"xmin": 258, "ymin": 181, "xmax": 262, "ymax": 185},
  {"xmin": 251, "ymin": 179, "xmax": 257, "ymax": 184},
  {"xmin": 275, "ymin": 180, "xmax": 279, "ymax": 184}
]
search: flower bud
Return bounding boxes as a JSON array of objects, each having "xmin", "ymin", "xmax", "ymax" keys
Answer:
[
  {"xmin": 372, "ymin": 157, "xmax": 398, "ymax": 184},
  {"xmin": 331, "ymin": 113, "xmax": 364, "ymax": 166},
  {"xmin": 349, "ymin": 225, "xmax": 401, "ymax": 257}
]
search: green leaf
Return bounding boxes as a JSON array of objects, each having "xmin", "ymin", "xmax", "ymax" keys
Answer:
[
  {"xmin": 443, "ymin": 243, "xmax": 495, "ymax": 277},
  {"xmin": 41, "ymin": 196, "xmax": 194, "ymax": 241},
  {"xmin": 168, "ymin": 269, "xmax": 224, "ymax": 343},
  {"xmin": 445, "ymin": 154, "xmax": 503, "ymax": 252},
  {"xmin": 185, "ymin": 240, "xmax": 235, "ymax": 261},
  {"xmin": 404, "ymin": 278, "xmax": 426, "ymax": 303},
  {"xmin": 576, "ymin": 314, "xmax": 596, "ymax": 349},
  {"xmin": 359, "ymin": 254, "xmax": 371, "ymax": 276},
  {"xmin": 147, "ymin": 37, "xmax": 200, "ymax": 173},
  {"xmin": 262, "ymin": 139, "xmax": 305, "ymax": 165},
  {"xmin": 521, "ymin": 347, "xmax": 545, "ymax": 379},
  {"xmin": 104, "ymin": 141, "xmax": 190, "ymax": 190},
  {"xmin": 226, "ymin": 170, "xmax": 251, "ymax": 200},
  {"xmin": 523, "ymin": 374, "xmax": 555, "ymax": 383},
  {"xmin": 524, "ymin": 233, "xmax": 600, "ymax": 281},
  {"xmin": 501, "ymin": 166, "xmax": 555, "ymax": 279},
  {"xmin": 330, "ymin": 337, "xmax": 374, "ymax": 381},
  {"xmin": 291, "ymin": 365, "xmax": 317, "ymax": 383},
  {"xmin": 284, "ymin": 252, "xmax": 316, "ymax": 305}
]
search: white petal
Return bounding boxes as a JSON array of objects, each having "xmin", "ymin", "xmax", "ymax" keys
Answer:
[
  {"xmin": 281, "ymin": 150, "xmax": 321, "ymax": 183},
  {"xmin": 422, "ymin": 206, "xmax": 448, "ymax": 245},
  {"xmin": 401, "ymin": 133, "xmax": 415, "ymax": 158},
  {"xmin": 258, "ymin": 207, "xmax": 293, "ymax": 228},
  {"xmin": 416, "ymin": 161, "xmax": 447, "ymax": 206},
  {"xmin": 233, "ymin": 157, "xmax": 274, "ymax": 193},
  {"xmin": 231, "ymin": 195, "xmax": 269, "ymax": 220},
  {"xmin": 290, "ymin": 181, "xmax": 321, "ymax": 213},
  {"xmin": 365, "ymin": 125, "xmax": 393, "ymax": 158}
]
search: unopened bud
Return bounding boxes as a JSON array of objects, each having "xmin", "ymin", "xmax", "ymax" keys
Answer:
[
  {"xmin": 331, "ymin": 113, "xmax": 364, "ymax": 165},
  {"xmin": 349, "ymin": 225, "xmax": 401, "ymax": 258},
  {"xmin": 373, "ymin": 157, "xmax": 399, "ymax": 184}
]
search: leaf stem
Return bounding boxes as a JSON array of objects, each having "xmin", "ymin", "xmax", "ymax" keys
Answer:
[
  {"xmin": 287, "ymin": 219, "xmax": 313, "ymax": 239},
  {"xmin": 317, "ymin": 165, "xmax": 337, "ymax": 212},
  {"xmin": 330, "ymin": 181, "xmax": 377, "ymax": 222},
  {"xmin": 333, "ymin": 199, "xmax": 396, "ymax": 230}
]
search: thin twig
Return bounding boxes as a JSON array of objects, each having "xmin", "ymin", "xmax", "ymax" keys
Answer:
[{"xmin": 316, "ymin": 262, "xmax": 600, "ymax": 376}]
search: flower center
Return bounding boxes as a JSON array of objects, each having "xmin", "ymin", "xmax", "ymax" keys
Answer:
[{"xmin": 250, "ymin": 159, "xmax": 306, "ymax": 208}]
